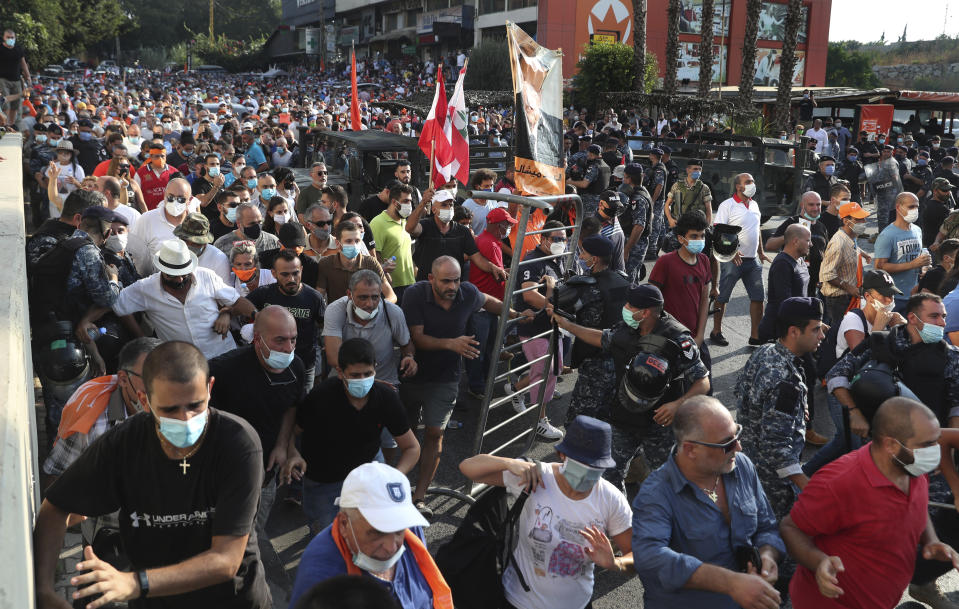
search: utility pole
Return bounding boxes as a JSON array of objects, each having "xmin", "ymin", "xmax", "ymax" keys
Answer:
[{"xmin": 209, "ymin": 0, "xmax": 215, "ymax": 40}]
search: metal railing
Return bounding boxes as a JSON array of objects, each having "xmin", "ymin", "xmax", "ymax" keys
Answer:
[{"xmin": 457, "ymin": 191, "xmax": 583, "ymax": 499}]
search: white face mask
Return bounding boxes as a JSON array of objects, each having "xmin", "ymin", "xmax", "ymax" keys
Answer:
[
  {"xmin": 399, "ymin": 203, "xmax": 412, "ymax": 218},
  {"xmin": 870, "ymin": 298, "xmax": 894, "ymax": 314},
  {"xmin": 437, "ymin": 208, "xmax": 454, "ymax": 223},
  {"xmin": 849, "ymin": 220, "xmax": 867, "ymax": 236},
  {"xmin": 742, "ymin": 182, "xmax": 757, "ymax": 199},
  {"xmin": 347, "ymin": 517, "xmax": 405, "ymax": 573},
  {"xmin": 904, "ymin": 208, "xmax": 919, "ymax": 224},
  {"xmin": 273, "ymin": 212, "xmax": 291, "ymax": 225},
  {"xmin": 352, "ymin": 300, "xmax": 378, "ymax": 320},
  {"xmin": 549, "ymin": 242, "xmax": 566, "ymax": 256},
  {"xmin": 165, "ymin": 199, "xmax": 187, "ymax": 217},
  {"xmin": 104, "ymin": 233, "xmax": 128, "ymax": 253},
  {"xmin": 894, "ymin": 442, "xmax": 941, "ymax": 477}
]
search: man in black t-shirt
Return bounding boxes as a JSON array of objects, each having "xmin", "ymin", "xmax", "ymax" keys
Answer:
[
  {"xmin": 0, "ymin": 30, "xmax": 30, "ymax": 126},
  {"xmin": 34, "ymin": 341, "xmax": 270, "ymax": 609},
  {"xmin": 764, "ymin": 191, "xmax": 830, "ymax": 297},
  {"xmin": 193, "ymin": 153, "xmax": 226, "ymax": 224},
  {"xmin": 283, "ymin": 338, "xmax": 418, "ymax": 534},
  {"xmin": 357, "ymin": 180, "xmax": 400, "ymax": 223},
  {"xmin": 247, "ymin": 250, "xmax": 325, "ymax": 389},
  {"xmin": 208, "ymin": 305, "xmax": 305, "ymax": 534}
]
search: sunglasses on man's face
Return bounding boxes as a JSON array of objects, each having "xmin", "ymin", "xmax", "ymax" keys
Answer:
[{"xmin": 686, "ymin": 424, "xmax": 743, "ymax": 454}]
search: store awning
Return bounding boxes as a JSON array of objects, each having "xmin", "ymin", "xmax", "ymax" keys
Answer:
[{"xmin": 369, "ymin": 27, "xmax": 416, "ymax": 43}]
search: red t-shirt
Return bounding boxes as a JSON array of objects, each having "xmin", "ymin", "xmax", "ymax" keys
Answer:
[
  {"xmin": 648, "ymin": 250, "xmax": 711, "ymax": 335},
  {"xmin": 789, "ymin": 444, "xmax": 929, "ymax": 609},
  {"xmin": 469, "ymin": 229, "xmax": 506, "ymax": 300}
]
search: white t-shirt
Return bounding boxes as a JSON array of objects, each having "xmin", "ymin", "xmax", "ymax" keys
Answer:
[
  {"xmin": 807, "ymin": 127, "xmax": 829, "ymax": 154},
  {"xmin": 111, "ymin": 203, "xmax": 141, "ymax": 230},
  {"xmin": 502, "ymin": 462, "xmax": 631, "ymax": 609},
  {"xmin": 714, "ymin": 196, "xmax": 762, "ymax": 258},
  {"xmin": 836, "ymin": 308, "xmax": 871, "ymax": 358}
]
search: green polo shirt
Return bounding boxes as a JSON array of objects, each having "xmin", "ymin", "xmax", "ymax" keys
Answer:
[{"xmin": 370, "ymin": 211, "xmax": 416, "ymax": 288}]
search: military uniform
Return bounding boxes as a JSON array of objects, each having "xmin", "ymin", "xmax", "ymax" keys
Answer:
[
  {"xmin": 736, "ymin": 341, "xmax": 808, "ymax": 520},
  {"xmin": 601, "ymin": 312, "xmax": 708, "ymax": 493},
  {"xmin": 618, "ymin": 182, "xmax": 652, "ymax": 284},
  {"xmin": 580, "ymin": 159, "xmax": 611, "ymax": 216},
  {"xmin": 646, "ymin": 161, "xmax": 669, "ymax": 257}
]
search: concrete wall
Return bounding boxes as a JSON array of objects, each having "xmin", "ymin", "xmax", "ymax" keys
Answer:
[
  {"xmin": 873, "ymin": 62, "xmax": 959, "ymax": 86},
  {"xmin": 0, "ymin": 133, "xmax": 39, "ymax": 609}
]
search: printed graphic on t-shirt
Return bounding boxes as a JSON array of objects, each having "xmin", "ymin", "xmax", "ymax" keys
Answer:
[
  {"xmin": 129, "ymin": 507, "xmax": 215, "ymax": 528},
  {"xmin": 896, "ymin": 237, "xmax": 920, "ymax": 261},
  {"xmin": 527, "ymin": 501, "xmax": 601, "ymax": 579}
]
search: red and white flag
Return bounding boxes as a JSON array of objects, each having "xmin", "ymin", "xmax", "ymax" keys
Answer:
[
  {"xmin": 442, "ymin": 62, "xmax": 470, "ymax": 187},
  {"xmin": 418, "ymin": 65, "xmax": 453, "ymax": 189}
]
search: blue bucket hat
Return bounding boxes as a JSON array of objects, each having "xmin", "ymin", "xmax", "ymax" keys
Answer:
[{"xmin": 555, "ymin": 415, "xmax": 616, "ymax": 468}]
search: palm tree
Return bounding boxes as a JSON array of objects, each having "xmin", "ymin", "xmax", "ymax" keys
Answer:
[
  {"xmin": 737, "ymin": 0, "xmax": 762, "ymax": 109},
  {"xmin": 773, "ymin": 0, "xmax": 803, "ymax": 130},
  {"xmin": 697, "ymin": 0, "xmax": 715, "ymax": 100},
  {"xmin": 664, "ymin": 0, "xmax": 680, "ymax": 97},
  {"xmin": 633, "ymin": 0, "xmax": 647, "ymax": 91}
]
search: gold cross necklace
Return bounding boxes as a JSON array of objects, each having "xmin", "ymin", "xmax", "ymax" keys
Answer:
[{"xmin": 702, "ymin": 476, "xmax": 721, "ymax": 503}]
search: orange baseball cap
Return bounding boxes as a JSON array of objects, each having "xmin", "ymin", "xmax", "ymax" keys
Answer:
[{"xmin": 839, "ymin": 201, "xmax": 869, "ymax": 219}]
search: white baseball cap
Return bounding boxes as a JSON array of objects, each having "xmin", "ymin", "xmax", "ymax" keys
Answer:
[
  {"xmin": 433, "ymin": 189, "xmax": 455, "ymax": 203},
  {"xmin": 335, "ymin": 462, "xmax": 428, "ymax": 532}
]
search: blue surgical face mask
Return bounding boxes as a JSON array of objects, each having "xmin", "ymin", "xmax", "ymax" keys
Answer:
[
  {"xmin": 561, "ymin": 457, "xmax": 605, "ymax": 492},
  {"xmin": 345, "ymin": 375, "xmax": 375, "ymax": 398},
  {"xmin": 225, "ymin": 206, "xmax": 237, "ymax": 223},
  {"xmin": 847, "ymin": 155, "xmax": 858, "ymax": 162},
  {"xmin": 208, "ymin": 167, "xmax": 220, "ymax": 177},
  {"xmin": 622, "ymin": 306, "xmax": 640, "ymax": 329},
  {"xmin": 686, "ymin": 239, "xmax": 705, "ymax": 254},
  {"xmin": 79, "ymin": 131, "xmax": 93, "ymax": 141},
  {"xmin": 259, "ymin": 337, "xmax": 295, "ymax": 369},
  {"xmin": 246, "ymin": 178, "xmax": 258, "ymax": 190},
  {"xmin": 341, "ymin": 244, "xmax": 359, "ymax": 259},
  {"xmin": 824, "ymin": 164, "xmax": 835, "ymax": 176},
  {"xmin": 156, "ymin": 409, "xmax": 208, "ymax": 449},
  {"xmin": 691, "ymin": 170, "xmax": 702, "ymax": 180},
  {"xmin": 919, "ymin": 320, "xmax": 944, "ymax": 344},
  {"xmin": 918, "ymin": 159, "xmax": 928, "ymax": 166},
  {"xmin": 35, "ymin": 134, "xmax": 47, "ymax": 144},
  {"xmin": 260, "ymin": 187, "xmax": 277, "ymax": 200}
]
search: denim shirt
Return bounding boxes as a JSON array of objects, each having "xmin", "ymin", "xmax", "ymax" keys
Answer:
[{"xmin": 632, "ymin": 451, "xmax": 786, "ymax": 609}]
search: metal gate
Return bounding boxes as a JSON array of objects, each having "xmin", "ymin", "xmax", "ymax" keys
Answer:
[{"xmin": 428, "ymin": 190, "xmax": 584, "ymax": 501}]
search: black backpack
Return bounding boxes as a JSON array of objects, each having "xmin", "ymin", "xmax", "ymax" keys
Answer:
[
  {"xmin": 815, "ymin": 308, "xmax": 867, "ymax": 378},
  {"xmin": 28, "ymin": 235, "xmax": 90, "ymax": 325},
  {"xmin": 434, "ymin": 486, "xmax": 530, "ymax": 609}
]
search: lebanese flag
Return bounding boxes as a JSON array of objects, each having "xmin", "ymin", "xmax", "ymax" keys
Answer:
[
  {"xmin": 418, "ymin": 65, "xmax": 453, "ymax": 188},
  {"xmin": 350, "ymin": 47, "xmax": 362, "ymax": 131},
  {"xmin": 443, "ymin": 62, "xmax": 470, "ymax": 186}
]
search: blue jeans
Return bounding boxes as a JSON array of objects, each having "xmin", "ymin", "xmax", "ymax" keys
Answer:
[
  {"xmin": 302, "ymin": 478, "xmax": 344, "ymax": 534},
  {"xmin": 802, "ymin": 393, "xmax": 865, "ymax": 476},
  {"xmin": 465, "ymin": 310, "xmax": 498, "ymax": 393}
]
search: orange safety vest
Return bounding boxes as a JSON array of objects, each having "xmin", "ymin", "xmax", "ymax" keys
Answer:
[{"xmin": 330, "ymin": 521, "xmax": 453, "ymax": 609}]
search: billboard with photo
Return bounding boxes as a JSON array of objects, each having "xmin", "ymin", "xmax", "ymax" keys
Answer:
[
  {"xmin": 758, "ymin": 2, "xmax": 809, "ymax": 44},
  {"xmin": 678, "ymin": 0, "xmax": 731, "ymax": 36},
  {"xmin": 753, "ymin": 49, "xmax": 805, "ymax": 87},
  {"xmin": 677, "ymin": 42, "xmax": 728, "ymax": 83}
]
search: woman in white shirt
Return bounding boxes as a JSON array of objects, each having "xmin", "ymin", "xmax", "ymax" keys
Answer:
[{"xmin": 460, "ymin": 416, "xmax": 634, "ymax": 609}]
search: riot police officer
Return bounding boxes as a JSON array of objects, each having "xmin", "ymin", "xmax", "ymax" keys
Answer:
[
  {"xmin": 568, "ymin": 144, "xmax": 610, "ymax": 216},
  {"xmin": 870, "ymin": 145, "xmax": 904, "ymax": 232},
  {"xmin": 551, "ymin": 284, "xmax": 710, "ymax": 493},
  {"xmin": 619, "ymin": 163, "xmax": 652, "ymax": 283},
  {"xmin": 661, "ymin": 144, "xmax": 681, "ymax": 196},
  {"xmin": 737, "ymin": 297, "xmax": 826, "ymax": 520},
  {"xmin": 904, "ymin": 149, "xmax": 934, "ymax": 197},
  {"xmin": 836, "ymin": 147, "xmax": 865, "ymax": 204},
  {"xmin": 561, "ymin": 235, "xmax": 630, "ymax": 426},
  {"xmin": 802, "ymin": 155, "xmax": 838, "ymax": 202}
]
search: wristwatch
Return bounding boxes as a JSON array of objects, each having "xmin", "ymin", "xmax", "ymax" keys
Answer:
[{"xmin": 136, "ymin": 569, "xmax": 150, "ymax": 598}]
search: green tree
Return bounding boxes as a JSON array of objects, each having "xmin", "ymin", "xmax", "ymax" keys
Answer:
[
  {"xmin": 464, "ymin": 40, "xmax": 511, "ymax": 91},
  {"xmin": 0, "ymin": 0, "xmax": 66, "ymax": 67},
  {"xmin": 826, "ymin": 42, "xmax": 881, "ymax": 88},
  {"xmin": 738, "ymin": 0, "xmax": 762, "ymax": 109},
  {"xmin": 663, "ymin": 0, "xmax": 680, "ymax": 96},
  {"xmin": 773, "ymin": 0, "xmax": 803, "ymax": 130},
  {"xmin": 697, "ymin": 0, "xmax": 715, "ymax": 100},
  {"xmin": 632, "ymin": 0, "xmax": 647, "ymax": 92},
  {"xmin": 573, "ymin": 42, "xmax": 635, "ymax": 105}
]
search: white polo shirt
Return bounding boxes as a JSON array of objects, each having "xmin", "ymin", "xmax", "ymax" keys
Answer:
[
  {"xmin": 112, "ymin": 267, "xmax": 241, "ymax": 359},
  {"xmin": 714, "ymin": 194, "xmax": 762, "ymax": 258}
]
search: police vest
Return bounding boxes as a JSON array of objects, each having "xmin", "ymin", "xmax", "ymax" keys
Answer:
[
  {"xmin": 867, "ymin": 330, "xmax": 948, "ymax": 425},
  {"xmin": 570, "ymin": 269, "xmax": 630, "ymax": 367},
  {"xmin": 608, "ymin": 313, "xmax": 690, "ymax": 428},
  {"xmin": 584, "ymin": 161, "xmax": 611, "ymax": 195},
  {"xmin": 618, "ymin": 185, "xmax": 652, "ymax": 238}
]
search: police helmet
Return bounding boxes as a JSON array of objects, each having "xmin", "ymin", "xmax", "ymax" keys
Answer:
[
  {"xmin": 661, "ymin": 228, "xmax": 682, "ymax": 253},
  {"xmin": 38, "ymin": 322, "xmax": 89, "ymax": 383},
  {"xmin": 849, "ymin": 361, "xmax": 919, "ymax": 422},
  {"xmin": 554, "ymin": 275, "xmax": 597, "ymax": 315},
  {"xmin": 619, "ymin": 352, "xmax": 672, "ymax": 412},
  {"xmin": 600, "ymin": 191, "xmax": 625, "ymax": 217},
  {"xmin": 712, "ymin": 223, "xmax": 742, "ymax": 263}
]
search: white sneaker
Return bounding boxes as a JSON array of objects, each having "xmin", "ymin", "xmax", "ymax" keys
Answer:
[
  {"xmin": 536, "ymin": 417, "xmax": 564, "ymax": 441},
  {"xmin": 506, "ymin": 382, "xmax": 527, "ymax": 413},
  {"xmin": 909, "ymin": 582, "xmax": 959, "ymax": 609}
]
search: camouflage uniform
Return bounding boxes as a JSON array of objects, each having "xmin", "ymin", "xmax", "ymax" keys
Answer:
[
  {"xmin": 619, "ymin": 182, "xmax": 652, "ymax": 284},
  {"xmin": 565, "ymin": 356, "xmax": 617, "ymax": 426},
  {"xmin": 646, "ymin": 161, "xmax": 668, "ymax": 256},
  {"xmin": 736, "ymin": 341, "xmax": 808, "ymax": 521},
  {"xmin": 580, "ymin": 161, "xmax": 603, "ymax": 216}
]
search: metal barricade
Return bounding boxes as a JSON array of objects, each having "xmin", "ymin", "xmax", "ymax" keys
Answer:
[{"xmin": 452, "ymin": 191, "xmax": 584, "ymax": 499}]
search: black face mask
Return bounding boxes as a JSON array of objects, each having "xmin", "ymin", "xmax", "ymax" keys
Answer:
[
  {"xmin": 161, "ymin": 274, "xmax": 190, "ymax": 290},
  {"xmin": 243, "ymin": 223, "xmax": 262, "ymax": 240}
]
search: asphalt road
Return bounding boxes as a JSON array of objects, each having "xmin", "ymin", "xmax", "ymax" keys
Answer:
[{"xmin": 48, "ymin": 207, "xmax": 957, "ymax": 608}]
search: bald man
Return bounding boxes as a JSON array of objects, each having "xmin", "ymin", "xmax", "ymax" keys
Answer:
[
  {"xmin": 633, "ymin": 396, "xmax": 785, "ymax": 609},
  {"xmin": 209, "ymin": 305, "xmax": 305, "ymax": 531},
  {"xmin": 875, "ymin": 192, "xmax": 930, "ymax": 311},
  {"xmin": 400, "ymin": 255, "xmax": 533, "ymax": 517},
  {"xmin": 757, "ymin": 223, "xmax": 812, "ymax": 342},
  {"xmin": 765, "ymin": 191, "xmax": 829, "ymax": 298},
  {"xmin": 127, "ymin": 177, "xmax": 195, "ymax": 275},
  {"xmin": 782, "ymin": 398, "xmax": 959, "ymax": 609}
]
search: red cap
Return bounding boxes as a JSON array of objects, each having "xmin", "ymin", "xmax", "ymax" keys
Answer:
[{"xmin": 487, "ymin": 207, "xmax": 517, "ymax": 225}]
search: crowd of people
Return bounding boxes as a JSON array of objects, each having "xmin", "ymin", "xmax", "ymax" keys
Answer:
[{"xmin": 9, "ymin": 27, "xmax": 959, "ymax": 609}]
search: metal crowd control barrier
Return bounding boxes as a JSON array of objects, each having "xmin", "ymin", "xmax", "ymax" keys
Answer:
[{"xmin": 423, "ymin": 191, "xmax": 584, "ymax": 502}]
